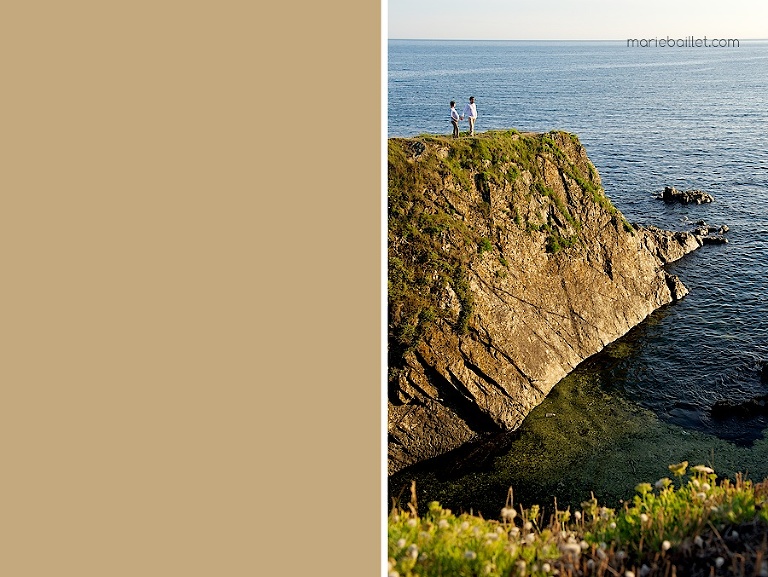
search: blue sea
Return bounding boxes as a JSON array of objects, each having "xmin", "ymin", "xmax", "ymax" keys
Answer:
[{"xmin": 388, "ymin": 39, "xmax": 768, "ymax": 502}]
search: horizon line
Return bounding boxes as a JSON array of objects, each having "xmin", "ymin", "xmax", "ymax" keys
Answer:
[{"xmin": 389, "ymin": 37, "xmax": 768, "ymax": 42}]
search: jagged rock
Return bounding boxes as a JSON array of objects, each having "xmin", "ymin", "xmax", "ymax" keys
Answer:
[
  {"xmin": 388, "ymin": 131, "xmax": 708, "ymax": 475},
  {"xmin": 660, "ymin": 186, "xmax": 714, "ymax": 204}
]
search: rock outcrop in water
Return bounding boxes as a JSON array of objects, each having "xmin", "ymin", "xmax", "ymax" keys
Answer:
[
  {"xmin": 658, "ymin": 186, "xmax": 715, "ymax": 204},
  {"xmin": 388, "ymin": 130, "xmax": 705, "ymax": 475}
]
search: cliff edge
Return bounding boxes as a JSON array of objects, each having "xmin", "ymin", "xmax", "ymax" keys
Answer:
[{"xmin": 388, "ymin": 130, "xmax": 702, "ymax": 475}]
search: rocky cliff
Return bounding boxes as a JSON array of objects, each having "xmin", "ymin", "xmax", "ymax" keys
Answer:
[{"xmin": 388, "ymin": 130, "xmax": 703, "ymax": 475}]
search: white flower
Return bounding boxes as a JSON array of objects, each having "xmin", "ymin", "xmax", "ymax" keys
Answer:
[
  {"xmin": 697, "ymin": 492, "xmax": 707, "ymax": 500},
  {"xmin": 715, "ymin": 557, "xmax": 725, "ymax": 568},
  {"xmin": 626, "ymin": 571, "xmax": 636, "ymax": 577},
  {"xmin": 692, "ymin": 479, "xmax": 700, "ymax": 488},
  {"xmin": 574, "ymin": 511, "xmax": 582, "ymax": 520},
  {"xmin": 464, "ymin": 550, "xmax": 477, "ymax": 560},
  {"xmin": 524, "ymin": 521, "xmax": 533, "ymax": 531},
  {"xmin": 639, "ymin": 565, "xmax": 651, "ymax": 577},
  {"xmin": 640, "ymin": 513, "xmax": 649, "ymax": 523},
  {"xmin": 662, "ymin": 540, "xmax": 671, "ymax": 551},
  {"xmin": 501, "ymin": 507, "xmax": 517, "ymax": 521},
  {"xmin": 580, "ymin": 540, "xmax": 589, "ymax": 550},
  {"xmin": 406, "ymin": 519, "xmax": 417, "ymax": 528},
  {"xmin": 702, "ymin": 483, "xmax": 711, "ymax": 492},
  {"xmin": 510, "ymin": 527, "xmax": 520, "ymax": 537},
  {"xmin": 732, "ymin": 530, "xmax": 740, "ymax": 539},
  {"xmin": 525, "ymin": 532, "xmax": 536, "ymax": 544},
  {"xmin": 396, "ymin": 538, "xmax": 406, "ymax": 548},
  {"xmin": 694, "ymin": 535, "xmax": 704, "ymax": 547},
  {"xmin": 485, "ymin": 532, "xmax": 499, "ymax": 541},
  {"xmin": 609, "ymin": 522, "xmax": 617, "ymax": 529},
  {"xmin": 460, "ymin": 521, "xmax": 470, "ymax": 531},
  {"xmin": 438, "ymin": 519, "xmax": 449, "ymax": 529},
  {"xmin": 692, "ymin": 465, "xmax": 714, "ymax": 474},
  {"xmin": 406, "ymin": 544, "xmax": 419, "ymax": 560},
  {"xmin": 542, "ymin": 562, "xmax": 551, "ymax": 573}
]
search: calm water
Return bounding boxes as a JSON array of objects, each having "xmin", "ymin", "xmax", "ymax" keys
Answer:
[{"xmin": 388, "ymin": 40, "xmax": 768, "ymax": 510}]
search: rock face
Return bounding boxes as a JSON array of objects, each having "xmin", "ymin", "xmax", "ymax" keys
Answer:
[{"xmin": 387, "ymin": 130, "xmax": 703, "ymax": 475}]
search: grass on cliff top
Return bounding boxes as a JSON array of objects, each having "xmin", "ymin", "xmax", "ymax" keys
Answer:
[{"xmin": 388, "ymin": 463, "xmax": 768, "ymax": 577}]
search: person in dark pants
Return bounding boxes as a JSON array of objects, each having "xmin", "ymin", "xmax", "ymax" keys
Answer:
[{"xmin": 449, "ymin": 100, "xmax": 460, "ymax": 138}]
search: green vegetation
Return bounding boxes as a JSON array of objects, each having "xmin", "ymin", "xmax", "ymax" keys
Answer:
[{"xmin": 388, "ymin": 465, "xmax": 768, "ymax": 576}]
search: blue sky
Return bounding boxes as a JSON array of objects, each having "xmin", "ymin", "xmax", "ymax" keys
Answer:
[{"xmin": 388, "ymin": 0, "xmax": 768, "ymax": 40}]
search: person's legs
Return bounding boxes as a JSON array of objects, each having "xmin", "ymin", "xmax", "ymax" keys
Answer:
[
  {"xmin": 452, "ymin": 120, "xmax": 459, "ymax": 137},
  {"xmin": 468, "ymin": 117, "xmax": 475, "ymax": 136}
]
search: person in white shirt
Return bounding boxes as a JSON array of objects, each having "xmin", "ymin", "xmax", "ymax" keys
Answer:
[
  {"xmin": 460, "ymin": 96, "xmax": 478, "ymax": 136},
  {"xmin": 449, "ymin": 100, "xmax": 460, "ymax": 138}
]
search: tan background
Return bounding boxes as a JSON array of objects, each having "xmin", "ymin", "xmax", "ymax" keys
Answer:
[{"xmin": 1, "ymin": 1, "xmax": 381, "ymax": 575}]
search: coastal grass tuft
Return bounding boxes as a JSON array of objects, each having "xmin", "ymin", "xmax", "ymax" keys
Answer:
[{"xmin": 388, "ymin": 466, "xmax": 768, "ymax": 577}]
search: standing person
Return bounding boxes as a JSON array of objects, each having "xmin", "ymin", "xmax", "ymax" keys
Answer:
[
  {"xmin": 460, "ymin": 96, "xmax": 478, "ymax": 136},
  {"xmin": 449, "ymin": 100, "xmax": 460, "ymax": 138}
]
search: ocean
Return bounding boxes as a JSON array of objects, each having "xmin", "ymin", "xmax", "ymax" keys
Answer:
[{"xmin": 387, "ymin": 39, "xmax": 768, "ymax": 515}]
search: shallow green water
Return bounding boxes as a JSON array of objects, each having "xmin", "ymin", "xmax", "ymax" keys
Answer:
[{"xmin": 388, "ymin": 333, "xmax": 768, "ymax": 521}]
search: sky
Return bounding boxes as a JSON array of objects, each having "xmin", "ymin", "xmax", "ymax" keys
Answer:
[{"xmin": 388, "ymin": 0, "xmax": 768, "ymax": 41}]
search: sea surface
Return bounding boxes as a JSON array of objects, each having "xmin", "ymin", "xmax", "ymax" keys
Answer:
[{"xmin": 388, "ymin": 39, "xmax": 768, "ymax": 515}]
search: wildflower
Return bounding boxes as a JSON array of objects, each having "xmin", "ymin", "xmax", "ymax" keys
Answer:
[
  {"xmin": 640, "ymin": 513, "xmax": 649, "ymax": 523},
  {"xmin": 692, "ymin": 479, "xmax": 700, "ymax": 488},
  {"xmin": 635, "ymin": 482, "xmax": 652, "ymax": 494},
  {"xmin": 609, "ymin": 522, "xmax": 617, "ymax": 530},
  {"xmin": 639, "ymin": 565, "xmax": 651, "ymax": 577},
  {"xmin": 542, "ymin": 563, "xmax": 551, "ymax": 573},
  {"xmin": 464, "ymin": 550, "xmax": 477, "ymax": 560},
  {"xmin": 694, "ymin": 536, "xmax": 704, "ymax": 547},
  {"xmin": 438, "ymin": 519, "xmax": 449, "ymax": 529},
  {"xmin": 732, "ymin": 530, "xmax": 740, "ymax": 539},
  {"xmin": 560, "ymin": 543, "xmax": 581, "ymax": 557},
  {"xmin": 599, "ymin": 507, "xmax": 610, "ymax": 519},
  {"xmin": 715, "ymin": 557, "xmax": 725, "ymax": 568},
  {"xmin": 396, "ymin": 538, "xmax": 406, "ymax": 548},
  {"xmin": 696, "ymin": 492, "xmax": 707, "ymax": 500},
  {"xmin": 710, "ymin": 506, "xmax": 719, "ymax": 513},
  {"xmin": 616, "ymin": 550, "xmax": 626, "ymax": 562},
  {"xmin": 626, "ymin": 571, "xmax": 636, "ymax": 577},
  {"xmin": 580, "ymin": 540, "xmax": 589, "ymax": 550},
  {"xmin": 406, "ymin": 544, "xmax": 418, "ymax": 560},
  {"xmin": 525, "ymin": 532, "xmax": 536, "ymax": 545},
  {"xmin": 574, "ymin": 511, "xmax": 582, "ymax": 521},
  {"xmin": 662, "ymin": 540, "xmax": 671, "ymax": 552},
  {"xmin": 406, "ymin": 519, "xmax": 417, "ymax": 528},
  {"xmin": 669, "ymin": 461, "xmax": 688, "ymax": 477},
  {"xmin": 516, "ymin": 560, "xmax": 526, "ymax": 572},
  {"xmin": 501, "ymin": 507, "xmax": 517, "ymax": 521},
  {"xmin": 587, "ymin": 559, "xmax": 595, "ymax": 570},
  {"xmin": 524, "ymin": 521, "xmax": 533, "ymax": 531},
  {"xmin": 702, "ymin": 483, "xmax": 711, "ymax": 492},
  {"xmin": 655, "ymin": 477, "xmax": 672, "ymax": 489},
  {"xmin": 485, "ymin": 532, "xmax": 499, "ymax": 541},
  {"xmin": 484, "ymin": 563, "xmax": 496, "ymax": 574},
  {"xmin": 691, "ymin": 465, "xmax": 714, "ymax": 474},
  {"xmin": 596, "ymin": 548, "xmax": 607, "ymax": 560},
  {"xmin": 510, "ymin": 527, "xmax": 520, "ymax": 537},
  {"xmin": 460, "ymin": 521, "xmax": 470, "ymax": 531}
]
